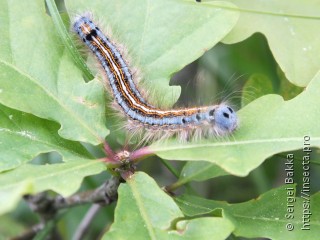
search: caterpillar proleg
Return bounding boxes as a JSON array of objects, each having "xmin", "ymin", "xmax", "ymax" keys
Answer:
[{"xmin": 73, "ymin": 16, "xmax": 238, "ymax": 141}]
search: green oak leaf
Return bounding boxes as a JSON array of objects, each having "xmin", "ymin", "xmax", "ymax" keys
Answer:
[
  {"xmin": 0, "ymin": 104, "xmax": 105, "ymax": 215},
  {"xmin": 103, "ymin": 172, "xmax": 234, "ymax": 240},
  {"xmin": 0, "ymin": 160, "xmax": 105, "ymax": 215},
  {"xmin": 176, "ymin": 185, "xmax": 320, "ymax": 240},
  {"xmin": 151, "ymin": 71, "xmax": 320, "ymax": 176},
  {"xmin": 0, "ymin": 104, "xmax": 93, "ymax": 172},
  {"xmin": 0, "ymin": 0, "xmax": 108, "ymax": 145},
  {"xmin": 222, "ymin": 0, "xmax": 320, "ymax": 87}
]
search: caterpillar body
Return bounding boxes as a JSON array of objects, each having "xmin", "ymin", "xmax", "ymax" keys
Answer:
[{"xmin": 73, "ymin": 16, "xmax": 238, "ymax": 141}]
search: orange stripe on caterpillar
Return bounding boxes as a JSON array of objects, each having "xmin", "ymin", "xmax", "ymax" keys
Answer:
[{"xmin": 73, "ymin": 16, "xmax": 238, "ymax": 140}]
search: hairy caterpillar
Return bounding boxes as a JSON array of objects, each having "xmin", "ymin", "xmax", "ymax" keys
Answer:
[{"xmin": 73, "ymin": 16, "xmax": 238, "ymax": 141}]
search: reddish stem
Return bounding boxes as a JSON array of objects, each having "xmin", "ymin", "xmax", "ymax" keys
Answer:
[
  {"xmin": 130, "ymin": 147, "xmax": 154, "ymax": 162},
  {"xmin": 103, "ymin": 141, "xmax": 115, "ymax": 159}
]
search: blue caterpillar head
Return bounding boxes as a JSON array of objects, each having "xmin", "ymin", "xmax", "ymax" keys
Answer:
[{"xmin": 211, "ymin": 104, "xmax": 238, "ymax": 134}]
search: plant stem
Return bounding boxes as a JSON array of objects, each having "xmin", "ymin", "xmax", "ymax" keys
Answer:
[
  {"xmin": 13, "ymin": 176, "xmax": 120, "ymax": 240},
  {"xmin": 54, "ymin": 176, "xmax": 120, "ymax": 208},
  {"xmin": 73, "ymin": 204, "xmax": 101, "ymax": 240},
  {"xmin": 130, "ymin": 147, "xmax": 154, "ymax": 162},
  {"xmin": 160, "ymin": 159, "xmax": 179, "ymax": 178}
]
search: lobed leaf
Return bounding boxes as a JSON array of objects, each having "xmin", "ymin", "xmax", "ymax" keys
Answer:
[
  {"xmin": 103, "ymin": 172, "xmax": 234, "ymax": 240},
  {"xmin": 0, "ymin": 104, "xmax": 105, "ymax": 215},
  {"xmin": 151, "ymin": 72, "xmax": 320, "ymax": 176},
  {"xmin": 176, "ymin": 185, "xmax": 320, "ymax": 240},
  {"xmin": 0, "ymin": 0, "xmax": 108, "ymax": 145},
  {"xmin": 0, "ymin": 160, "xmax": 105, "ymax": 215},
  {"xmin": 222, "ymin": 0, "xmax": 320, "ymax": 87},
  {"xmin": 0, "ymin": 104, "xmax": 92, "ymax": 172}
]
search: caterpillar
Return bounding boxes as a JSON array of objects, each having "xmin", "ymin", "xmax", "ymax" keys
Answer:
[{"xmin": 73, "ymin": 16, "xmax": 238, "ymax": 142}]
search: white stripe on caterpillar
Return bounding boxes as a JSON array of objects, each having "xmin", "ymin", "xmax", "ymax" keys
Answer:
[{"xmin": 73, "ymin": 16, "xmax": 238, "ymax": 141}]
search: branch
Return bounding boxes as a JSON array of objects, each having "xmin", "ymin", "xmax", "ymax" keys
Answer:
[
  {"xmin": 73, "ymin": 204, "xmax": 101, "ymax": 240},
  {"xmin": 54, "ymin": 176, "xmax": 120, "ymax": 209},
  {"xmin": 13, "ymin": 145, "xmax": 153, "ymax": 240},
  {"xmin": 12, "ymin": 176, "xmax": 121, "ymax": 240}
]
